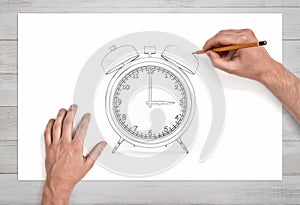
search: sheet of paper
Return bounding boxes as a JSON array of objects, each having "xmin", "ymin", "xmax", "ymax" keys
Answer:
[{"xmin": 18, "ymin": 13, "xmax": 282, "ymax": 180}]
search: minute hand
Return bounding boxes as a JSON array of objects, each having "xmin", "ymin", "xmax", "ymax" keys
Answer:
[
  {"xmin": 147, "ymin": 67, "xmax": 153, "ymax": 108},
  {"xmin": 146, "ymin": 100, "xmax": 175, "ymax": 106}
]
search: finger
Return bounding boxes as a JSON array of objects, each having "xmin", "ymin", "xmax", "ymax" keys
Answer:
[
  {"xmin": 206, "ymin": 50, "xmax": 233, "ymax": 73},
  {"xmin": 85, "ymin": 141, "xmax": 107, "ymax": 170},
  {"xmin": 44, "ymin": 119, "xmax": 55, "ymax": 147},
  {"xmin": 73, "ymin": 113, "xmax": 91, "ymax": 145},
  {"xmin": 218, "ymin": 29, "xmax": 252, "ymax": 35},
  {"xmin": 61, "ymin": 104, "xmax": 78, "ymax": 143},
  {"xmin": 202, "ymin": 33, "xmax": 250, "ymax": 51},
  {"xmin": 52, "ymin": 108, "xmax": 67, "ymax": 143},
  {"xmin": 218, "ymin": 29, "xmax": 243, "ymax": 34}
]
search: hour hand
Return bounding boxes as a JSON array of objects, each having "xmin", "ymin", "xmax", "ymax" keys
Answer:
[{"xmin": 146, "ymin": 100, "xmax": 175, "ymax": 106}]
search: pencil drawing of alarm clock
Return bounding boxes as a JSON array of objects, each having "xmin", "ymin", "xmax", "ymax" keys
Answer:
[{"xmin": 102, "ymin": 44, "xmax": 199, "ymax": 154}]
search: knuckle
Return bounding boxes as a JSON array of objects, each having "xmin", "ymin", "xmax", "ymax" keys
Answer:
[
  {"xmin": 216, "ymin": 31, "xmax": 222, "ymax": 38},
  {"xmin": 243, "ymin": 28, "xmax": 255, "ymax": 36},
  {"xmin": 59, "ymin": 143, "xmax": 70, "ymax": 152},
  {"xmin": 74, "ymin": 142, "xmax": 83, "ymax": 152},
  {"xmin": 72, "ymin": 138, "xmax": 83, "ymax": 150},
  {"xmin": 239, "ymin": 34, "xmax": 248, "ymax": 42},
  {"xmin": 245, "ymin": 28, "xmax": 254, "ymax": 34}
]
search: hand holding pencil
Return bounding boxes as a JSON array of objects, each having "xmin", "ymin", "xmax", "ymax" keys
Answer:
[
  {"xmin": 193, "ymin": 40, "xmax": 267, "ymax": 55},
  {"xmin": 201, "ymin": 29, "xmax": 274, "ymax": 81},
  {"xmin": 202, "ymin": 28, "xmax": 300, "ymax": 124}
]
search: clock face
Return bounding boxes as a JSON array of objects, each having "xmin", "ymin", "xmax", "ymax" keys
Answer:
[{"xmin": 106, "ymin": 60, "xmax": 194, "ymax": 147}]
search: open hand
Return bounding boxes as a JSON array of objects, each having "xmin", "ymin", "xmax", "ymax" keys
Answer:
[{"xmin": 42, "ymin": 104, "xmax": 106, "ymax": 205}]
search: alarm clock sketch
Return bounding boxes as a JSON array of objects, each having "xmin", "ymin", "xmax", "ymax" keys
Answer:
[
  {"xmin": 102, "ymin": 45, "xmax": 198, "ymax": 154},
  {"xmin": 73, "ymin": 31, "xmax": 225, "ymax": 176}
]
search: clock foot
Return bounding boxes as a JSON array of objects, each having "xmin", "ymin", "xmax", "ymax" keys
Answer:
[
  {"xmin": 112, "ymin": 138, "xmax": 125, "ymax": 154},
  {"xmin": 176, "ymin": 138, "xmax": 189, "ymax": 154}
]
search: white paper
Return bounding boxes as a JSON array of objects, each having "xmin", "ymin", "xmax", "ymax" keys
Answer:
[{"xmin": 18, "ymin": 13, "xmax": 282, "ymax": 180}]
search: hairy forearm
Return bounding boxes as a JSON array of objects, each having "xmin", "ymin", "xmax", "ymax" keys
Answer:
[
  {"xmin": 42, "ymin": 183, "xmax": 71, "ymax": 205},
  {"xmin": 260, "ymin": 60, "xmax": 300, "ymax": 124}
]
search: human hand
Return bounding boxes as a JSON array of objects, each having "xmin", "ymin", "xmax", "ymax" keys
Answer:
[
  {"xmin": 203, "ymin": 29, "xmax": 277, "ymax": 81},
  {"xmin": 42, "ymin": 104, "xmax": 107, "ymax": 205}
]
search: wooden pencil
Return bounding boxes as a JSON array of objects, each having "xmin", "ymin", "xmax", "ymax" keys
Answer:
[{"xmin": 193, "ymin": 40, "xmax": 267, "ymax": 55}]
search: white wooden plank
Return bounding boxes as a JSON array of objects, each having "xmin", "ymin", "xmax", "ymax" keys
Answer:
[
  {"xmin": 0, "ymin": 0, "xmax": 296, "ymax": 11},
  {"xmin": 283, "ymin": 108, "xmax": 300, "ymax": 141},
  {"xmin": 0, "ymin": 106, "xmax": 16, "ymax": 141},
  {"xmin": 284, "ymin": 141, "xmax": 300, "ymax": 176},
  {"xmin": 0, "ymin": 40, "xmax": 16, "ymax": 73},
  {"xmin": 0, "ymin": 13, "xmax": 16, "ymax": 39},
  {"xmin": 0, "ymin": 174, "xmax": 300, "ymax": 204},
  {"xmin": 0, "ymin": 73, "xmax": 16, "ymax": 106},
  {"xmin": 1, "ymin": 9, "xmax": 300, "ymax": 40},
  {"xmin": 266, "ymin": 0, "xmax": 300, "ymax": 7},
  {"xmin": 0, "ymin": 0, "xmax": 282, "ymax": 12},
  {"xmin": 283, "ymin": 40, "xmax": 300, "ymax": 74},
  {"xmin": 0, "ymin": 141, "xmax": 16, "ymax": 174}
]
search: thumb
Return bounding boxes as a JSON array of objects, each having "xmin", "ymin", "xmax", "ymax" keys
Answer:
[
  {"xmin": 85, "ymin": 141, "xmax": 107, "ymax": 169},
  {"xmin": 206, "ymin": 50, "xmax": 232, "ymax": 73}
]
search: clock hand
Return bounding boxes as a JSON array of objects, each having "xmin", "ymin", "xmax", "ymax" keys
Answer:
[
  {"xmin": 147, "ymin": 67, "xmax": 153, "ymax": 108},
  {"xmin": 146, "ymin": 100, "xmax": 175, "ymax": 106}
]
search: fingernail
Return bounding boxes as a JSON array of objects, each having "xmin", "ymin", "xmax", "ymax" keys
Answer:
[
  {"xmin": 70, "ymin": 104, "xmax": 78, "ymax": 110},
  {"xmin": 101, "ymin": 142, "xmax": 107, "ymax": 149},
  {"xmin": 84, "ymin": 113, "xmax": 91, "ymax": 119},
  {"xmin": 206, "ymin": 51, "xmax": 210, "ymax": 57}
]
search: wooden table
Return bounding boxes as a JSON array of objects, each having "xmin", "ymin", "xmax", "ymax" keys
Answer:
[{"xmin": 0, "ymin": 1, "xmax": 299, "ymax": 204}]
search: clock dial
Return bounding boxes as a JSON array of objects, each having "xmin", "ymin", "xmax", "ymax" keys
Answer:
[{"xmin": 110, "ymin": 64, "xmax": 190, "ymax": 144}]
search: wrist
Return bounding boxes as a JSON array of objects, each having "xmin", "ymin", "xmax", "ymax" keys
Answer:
[
  {"xmin": 256, "ymin": 59, "xmax": 282, "ymax": 86},
  {"xmin": 42, "ymin": 181, "xmax": 72, "ymax": 205}
]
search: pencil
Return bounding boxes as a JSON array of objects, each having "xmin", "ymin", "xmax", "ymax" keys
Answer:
[{"xmin": 192, "ymin": 40, "xmax": 267, "ymax": 55}]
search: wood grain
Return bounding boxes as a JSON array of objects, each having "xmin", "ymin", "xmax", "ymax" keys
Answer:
[
  {"xmin": 283, "ymin": 40, "xmax": 300, "ymax": 75},
  {"xmin": 0, "ymin": 40, "xmax": 17, "ymax": 73},
  {"xmin": 0, "ymin": 174, "xmax": 300, "ymax": 204},
  {"xmin": 0, "ymin": 13, "xmax": 16, "ymax": 39},
  {"xmin": 0, "ymin": 0, "xmax": 292, "ymax": 12},
  {"xmin": 0, "ymin": 106, "xmax": 17, "ymax": 141},
  {"xmin": 1, "ymin": 9, "xmax": 300, "ymax": 40},
  {"xmin": 0, "ymin": 141, "xmax": 16, "ymax": 174},
  {"xmin": 0, "ymin": 73, "xmax": 17, "ymax": 106}
]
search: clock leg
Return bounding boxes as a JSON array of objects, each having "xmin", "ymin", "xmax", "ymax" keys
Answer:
[
  {"xmin": 112, "ymin": 138, "xmax": 125, "ymax": 154},
  {"xmin": 176, "ymin": 138, "xmax": 189, "ymax": 154}
]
